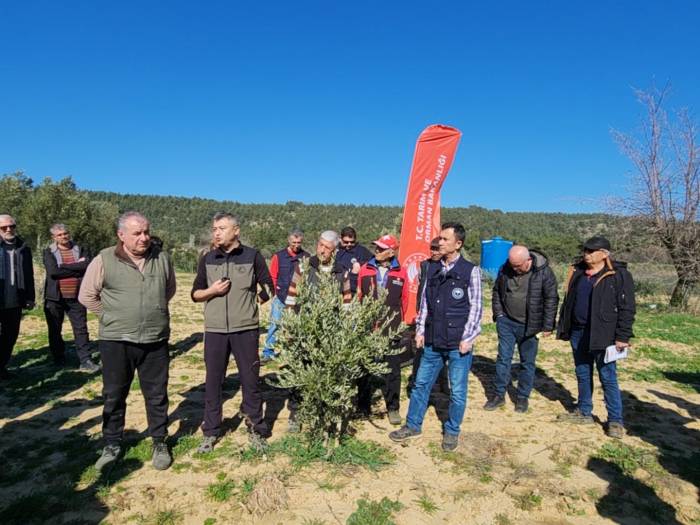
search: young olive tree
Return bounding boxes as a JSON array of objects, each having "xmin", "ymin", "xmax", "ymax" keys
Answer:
[
  {"xmin": 612, "ymin": 86, "xmax": 699, "ymax": 308},
  {"xmin": 272, "ymin": 260, "xmax": 403, "ymax": 446}
]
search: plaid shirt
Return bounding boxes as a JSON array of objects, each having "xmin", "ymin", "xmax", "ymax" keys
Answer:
[{"xmin": 416, "ymin": 255, "xmax": 483, "ymax": 345}]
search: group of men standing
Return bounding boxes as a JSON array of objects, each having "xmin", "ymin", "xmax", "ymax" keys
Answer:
[{"xmin": 0, "ymin": 210, "xmax": 636, "ymax": 472}]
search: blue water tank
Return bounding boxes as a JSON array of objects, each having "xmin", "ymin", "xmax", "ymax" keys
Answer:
[{"xmin": 480, "ymin": 236, "xmax": 513, "ymax": 279}]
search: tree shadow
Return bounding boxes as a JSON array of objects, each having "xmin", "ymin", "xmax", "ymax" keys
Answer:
[
  {"xmin": 169, "ymin": 332, "xmax": 203, "ymax": 359},
  {"xmin": 622, "ymin": 391, "xmax": 700, "ymax": 503},
  {"xmin": 587, "ymin": 457, "xmax": 683, "ymax": 525},
  {"xmin": 663, "ymin": 371, "xmax": 700, "ymax": 393},
  {"xmin": 470, "ymin": 354, "xmax": 576, "ymax": 410},
  {"xmin": 260, "ymin": 372, "xmax": 291, "ymax": 433},
  {"xmin": 0, "ymin": 346, "xmax": 100, "ymax": 420},
  {"xmin": 648, "ymin": 389, "xmax": 700, "ymax": 420},
  {"xmin": 0, "ymin": 398, "xmax": 144, "ymax": 524}
]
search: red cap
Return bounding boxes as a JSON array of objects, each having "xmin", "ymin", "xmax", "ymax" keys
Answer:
[{"xmin": 372, "ymin": 234, "xmax": 399, "ymax": 250}]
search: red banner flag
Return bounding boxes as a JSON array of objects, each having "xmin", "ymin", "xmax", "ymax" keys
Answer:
[{"xmin": 398, "ymin": 124, "xmax": 462, "ymax": 324}]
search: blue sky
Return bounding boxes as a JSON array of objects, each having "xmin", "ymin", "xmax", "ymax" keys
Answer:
[{"xmin": 1, "ymin": 1, "xmax": 699, "ymax": 212}]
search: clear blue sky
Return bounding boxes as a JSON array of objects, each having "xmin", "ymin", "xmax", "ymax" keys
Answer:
[{"xmin": 2, "ymin": 1, "xmax": 699, "ymax": 212}]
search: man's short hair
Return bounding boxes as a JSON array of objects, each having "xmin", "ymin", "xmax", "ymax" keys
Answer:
[
  {"xmin": 0, "ymin": 214, "xmax": 16, "ymax": 224},
  {"xmin": 289, "ymin": 227, "xmax": 304, "ymax": 238},
  {"xmin": 340, "ymin": 226, "xmax": 357, "ymax": 239},
  {"xmin": 212, "ymin": 212, "xmax": 239, "ymax": 227},
  {"xmin": 319, "ymin": 230, "xmax": 339, "ymax": 248},
  {"xmin": 118, "ymin": 211, "xmax": 149, "ymax": 232},
  {"xmin": 441, "ymin": 222, "xmax": 466, "ymax": 243},
  {"xmin": 50, "ymin": 223, "xmax": 68, "ymax": 235}
]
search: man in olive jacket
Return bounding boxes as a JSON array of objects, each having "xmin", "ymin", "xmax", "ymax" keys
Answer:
[
  {"xmin": 80, "ymin": 212, "xmax": 176, "ymax": 472},
  {"xmin": 556, "ymin": 236, "xmax": 635, "ymax": 439},
  {"xmin": 486, "ymin": 245, "xmax": 558, "ymax": 413}
]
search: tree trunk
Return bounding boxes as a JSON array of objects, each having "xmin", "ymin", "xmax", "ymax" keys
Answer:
[{"xmin": 669, "ymin": 276, "xmax": 697, "ymax": 309}]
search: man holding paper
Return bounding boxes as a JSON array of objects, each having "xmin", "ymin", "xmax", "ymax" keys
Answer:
[{"xmin": 556, "ymin": 236, "xmax": 636, "ymax": 439}]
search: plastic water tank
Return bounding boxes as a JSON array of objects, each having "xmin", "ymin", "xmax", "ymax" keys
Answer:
[{"xmin": 480, "ymin": 236, "xmax": 513, "ymax": 278}]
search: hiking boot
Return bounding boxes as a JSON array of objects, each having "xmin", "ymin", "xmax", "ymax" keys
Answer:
[
  {"xmin": 442, "ymin": 433, "xmax": 459, "ymax": 452},
  {"xmin": 79, "ymin": 359, "xmax": 101, "ymax": 373},
  {"xmin": 95, "ymin": 444, "xmax": 121, "ymax": 472},
  {"xmin": 248, "ymin": 431, "xmax": 269, "ymax": 453},
  {"xmin": 389, "ymin": 425, "xmax": 421, "ymax": 443},
  {"xmin": 514, "ymin": 397, "xmax": 529, "ymax": 413},
  {"xmin": 152, "ymin": 441, "xmax": 172, "ymax": 470},
  {"xmin": 483, "ymin": 395, "xmax": 505, "ymax": 411},
  {"xmin": 606, "ymin": 422, "xmax": 625, "ymax": 439},
  {"xmin": 557, "ymin": 409, "xmax": 594, "ymax": 424},
  {"xmin": 287, "ymin": 413, "xmax": 301, "ymax": 434},
  {"xmin": 197, "ymin": 435, "xmax": 219, "ymax": 454},
  {"xmin": 387, "ymin": 410, "xmax": 402, "ymax": 426}
]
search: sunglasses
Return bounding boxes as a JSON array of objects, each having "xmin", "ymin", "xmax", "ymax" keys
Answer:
[
  {"xmin": 0, "ymin": 225, "xmax": 17, "ymax": 231},
  {"xmin": 583, "ymin": 248, "xmax": 598, "ymax": 254}
]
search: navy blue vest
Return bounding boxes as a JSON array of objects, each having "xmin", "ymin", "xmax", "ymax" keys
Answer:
[
  {"xmin": 275, "ymin": 248, "xmax": 309, "ymax": 302},
  {"xmin": 425, "ymin": 257, "xmax": 475, "ymax": 349}
]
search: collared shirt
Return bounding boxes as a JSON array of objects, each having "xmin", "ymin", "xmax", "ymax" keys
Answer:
[{"xmin": 416, "ymin": 255, "xmax": 483, "ymax": 344}]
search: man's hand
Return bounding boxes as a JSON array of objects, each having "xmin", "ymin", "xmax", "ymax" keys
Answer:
[
  {"xmin": 459, "ymin": 340, "xmax": 473, "ymax": 354},
  {"xmin": 415, "ymin": 334, "xmax": 424, "ymax": 349},
  {"xmin": 615, "ymin": 341, "xmax": 630, "ymax": 351},
  {"xmin": 541, "ymin": 331, "xmax": 552, "ymax": 338},
  {"xmin": 210, "ymin": 278, "xmax": 231, "ymax": 297}
]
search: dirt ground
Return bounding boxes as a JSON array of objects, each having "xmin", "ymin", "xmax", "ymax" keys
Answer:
[{"xmin": 1, "ymin": 273, "xmax": 698, "ymax": 525}]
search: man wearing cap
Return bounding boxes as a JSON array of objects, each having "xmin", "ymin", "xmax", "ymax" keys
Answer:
[
  {"xmin": 262, "ymin": 229, "xmax": 309, "ymax": 361},
  {"xmin": 0, "ymin": 214, "xmax": 35, "ymax": 380},
  {"xmin": 389, "ymin": 222, "xmax": 483, "ymax": 451},
  {"xmin": 556, "ymin": 236, "xmax": 636, "ymax": 439},
  {"xmin": 335, "ymin": 226, "xmax": 372, "ymax": 297},
  {"xmin": 484, "ymin": 244, "xmax": 558, "ymax": 413},
  {"xmin": 356, "ymin": 234, "xmax": 410, "ymax": 425}
]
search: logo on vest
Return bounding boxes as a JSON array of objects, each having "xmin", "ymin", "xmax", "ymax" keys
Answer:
[
  {"xmin": 452, "ymin": 287, "xmax": 465, "ymax": 300},
  {"xmin": 237, "ymin": 266, "xmax": 247, "ymax": 273}
]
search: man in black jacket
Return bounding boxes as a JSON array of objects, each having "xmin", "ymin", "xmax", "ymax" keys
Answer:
[
  {"xmin": 485, "ymin": 245, "xmax": 558, "ymax": 413},
  {"xmin": 0, "ymin": 214, "xmax": 35, "ymax": 380},
  {"xmin": 43, "ymin": 224, "xmax": 98, "ymax": 371},
  {"xmin": 556, "ymin": 236, "xmax": 635, "ymax": 439}
]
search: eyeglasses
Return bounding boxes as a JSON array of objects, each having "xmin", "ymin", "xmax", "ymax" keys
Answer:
[
  {"xmin": 0, "ymin": 225, "xmax": 17, "ymax": 231},
  {"xmin": 583, "ymin": 248, "xmax": 597, "ymax": 254},
  {"xmin": 374, "ymin": 245, "xmax": 389, "ymax": 252},
  {"xmin": 430, "ymin": 247, "xmax": 440, "ymax": 252}
]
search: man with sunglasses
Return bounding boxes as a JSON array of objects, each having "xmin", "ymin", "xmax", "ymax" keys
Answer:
[
  {"xmin": 335, "ymin": 226, "xmax": 372, "ymax": 297},
  {"xmin": 0, "ymin": 215, "xmax": 35, "ymax": 380},
  {"xmin": 556, "ymin": 236, "xmax": 636, "ymax": 439},
  {"xmin": 485, "ymin": 245, "xmax": 558, "ymax": 413},
  {"xmin": 356, "ymin": 234, "xmax": 410, "ymax": 425}
]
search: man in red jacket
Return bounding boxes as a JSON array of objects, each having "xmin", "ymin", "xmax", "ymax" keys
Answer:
[{"xmin": 356, "ymin": 234, "xmax": 410, "ymax": 425}]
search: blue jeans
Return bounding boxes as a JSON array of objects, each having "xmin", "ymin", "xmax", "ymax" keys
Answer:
[
  {"xmin": 406, "ymin": 346, "xmax": 474, "ymax": 436},
  {"xmin": 494, "ymin": 316, "xmax": 539, "ymax": 399},
  {"xmin": 262, "ymin": 297, "xmax": 285, "ymax": 357},
  {"xmin": 571, "ymin": 327, "xmax": 623, "ymax": 424}
]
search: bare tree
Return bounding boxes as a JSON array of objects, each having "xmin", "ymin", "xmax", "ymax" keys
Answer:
[{"xmin": 612, "ymin": 85, "xmax": 699, "ymax": 309}]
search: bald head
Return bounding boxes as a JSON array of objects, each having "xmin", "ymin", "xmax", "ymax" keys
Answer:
[{"xmin": 508, "ymin": 245, "xmax": 532, "ymax": 275}]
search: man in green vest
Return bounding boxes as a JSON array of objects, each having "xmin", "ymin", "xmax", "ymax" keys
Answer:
[{"xmin": 80, "ymin": 211, "xmax": 176, "ymax": 472}]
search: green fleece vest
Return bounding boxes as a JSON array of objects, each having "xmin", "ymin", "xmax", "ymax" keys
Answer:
[{"xmin": 99, "ymin": 246, "xmax": 171, "ymax": 343}]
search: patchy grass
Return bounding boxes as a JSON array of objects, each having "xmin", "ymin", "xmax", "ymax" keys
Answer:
[
  {"xmin": 427, "ymin": 433, "xmax": 508, "ymax": 483},
  {"xmin": 634, "ymin": 309, "xmax": 700, "ymax": 346},
  {"xmin": 346, "ymin": 496, "xmax": 404, "ymax": 525},
  {"xmin": 205, "ymin": 473, "xmax": 236, "ymax": 502},
  {"xmin": 594, "ymin": 442, "xmax": 664, "ymax": 478},
  {"xmin": 415, "ymin": 494, "xmax": 439, "ymax": 515},
  {"xmin": 513, "ymin": 491, "xmax": 542, "ymax": 511}
]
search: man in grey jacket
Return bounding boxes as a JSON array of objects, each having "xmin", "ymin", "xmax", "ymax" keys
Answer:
[
  {"xmin": 191, "ymin": 213, "xmax": 274, "ymax": 453},
  {"xmin": 485, "ymin": 245, "xmax": 558, "ymax": 413}
]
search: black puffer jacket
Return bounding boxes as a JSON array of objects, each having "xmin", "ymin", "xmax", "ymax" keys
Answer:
[
  {"xmin": 492, "ymin": 250, "xmax": 559, "ymax": 337},
  {"xmin": 556, "ymin": 259, "xmax": 636, "ymax": 350}
]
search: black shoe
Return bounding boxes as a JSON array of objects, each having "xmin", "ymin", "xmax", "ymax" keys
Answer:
[
  {"xmin": 483, "ymin": 395, "xmax": 505, "ymax": 411},
  {"xmin": 152, "ymin": 441, "xmax": 172, "ymax": 470},
  {"xmin": 389, "ymin": 425, "xmax": 421, "ymax": 442},
  {"xmin": 442, "ymin": 433, "xmax": 459, "ymax": 452},
  {"xmin": 514, "ymin": 397, "xmax": 529, "ymax": 413},
  {"xmin": 79, "ymin": 359, "xmax": 101, "ymax": 373}
]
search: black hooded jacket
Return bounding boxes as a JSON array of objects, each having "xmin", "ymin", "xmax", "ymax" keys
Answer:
[
  {"xmin": 556, "ymin": 258, "xmax": 636, "ymax": 350},
  {"xmin": 0, "ymin": 236, "xmax": 35, "ymax": 309},
  {"xmin": 492, "ymin": 249, "xmax": 559, "ymax": 337}
]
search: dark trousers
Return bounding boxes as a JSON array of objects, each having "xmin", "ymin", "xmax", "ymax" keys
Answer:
[
  {"xmin": 493, "ymin": 316, "xmax": 539, "ymax": 399},
  {"xmin": 44, "ymin": 298, "xmax": 91, "ymax": 363},
  {"xmin": 203, "ymin": 329, "xmax": 268, "ymax": 437},
  {"xmin": 408, "ymin": 346, "xmax": 451, "ymax": 422},
  {"xmin": 358, "ymin": 350, "xmax": 407, "ymax": 413},
  {"xmin": 0, "ymin": 307, "xmax": 22, "ymax": 371},
  {"xmin": 100, "ymin": 339, "xmax": 170, "ymax": 445}
]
